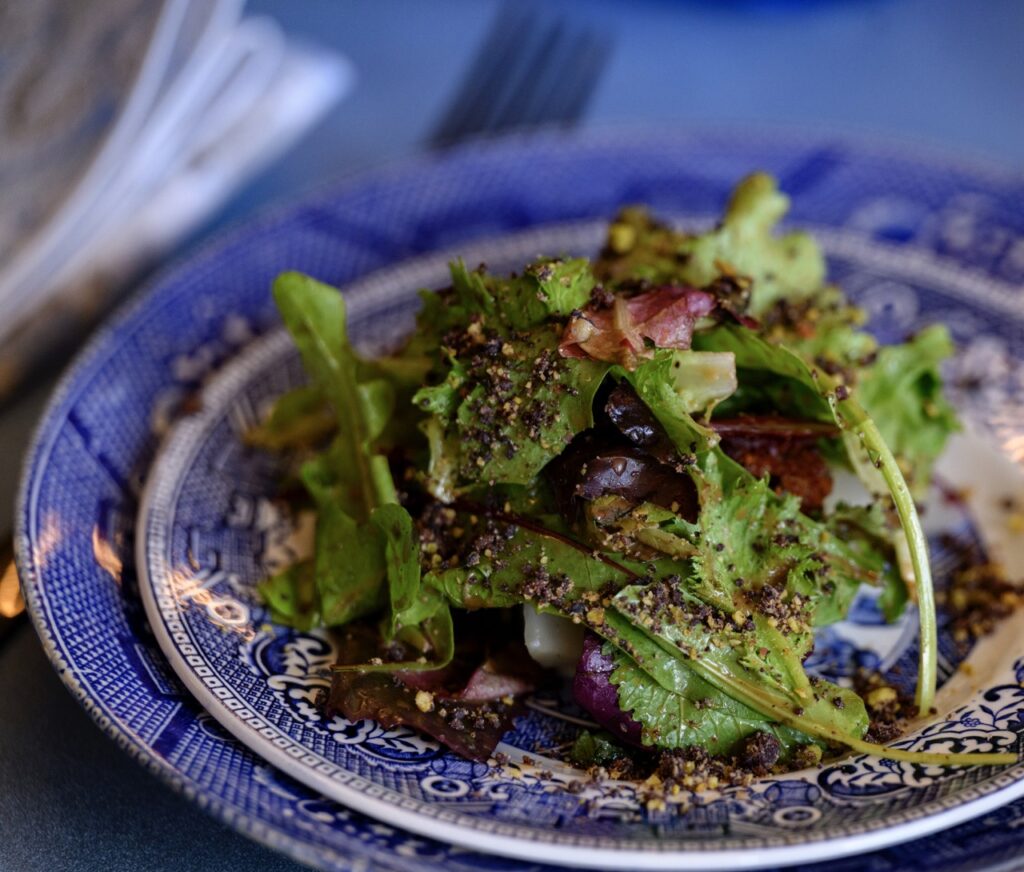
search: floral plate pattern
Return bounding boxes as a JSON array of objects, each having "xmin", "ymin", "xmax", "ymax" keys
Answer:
[{"xmin": 16, "ymin": 129, "xmax": 1024, "ymax": 871}]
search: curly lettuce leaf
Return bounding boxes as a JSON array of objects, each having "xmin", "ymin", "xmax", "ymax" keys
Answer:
[
  {"xmin": 604, "ymin": 584, "xmax": 867, "ymax": 754},
  {"xmin": 445, "ymin": 257, "xmax": 595, "ymax": 330},
  {"xmin": 590, "ymin": 447, "xmax": 872, "ymax": 756},
  {"xmin": 410, "ymin": 258, "xmax": 607, "ymax": 491},
  {"xmin": 693, "ymin": 323, "xmax": 938, "ymax": 710},
  {"xmin": 530, "ymin": 257, "xmax": 596, "ymax": 316},
  {"xmin": 678, "ymin": 174, "xmax": 825, "ymax": 317},
  {"xmin": 857, "ymin": 325, "xmax": 959, "ymax": 497},
  {"xmin": 593, "ymin": 175, "xmax": 825, "ymax": 318},
  {"xmin": 825, "ymin": 502, "xmax": 905, "ymax": 622},
  {"xmin": 760, "ymin": 284, "xmax": 878, "ymax": 375},
  {"xmin": 688, "ymin": 454, "xmax": 870, "ymax": 627},
  {"xmin": 415, "ymin": 323, "xmax": 609, "ymax": 489}
]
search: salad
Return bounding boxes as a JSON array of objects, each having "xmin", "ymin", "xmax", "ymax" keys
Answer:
[{"xmin": 252, "ymin": 173, "xmax": 1016, "ymax": 777}]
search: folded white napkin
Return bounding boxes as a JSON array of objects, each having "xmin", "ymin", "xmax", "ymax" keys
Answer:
[{"xmin": 0, "ymin": 0, "xmax": 352, "ymax": 397}]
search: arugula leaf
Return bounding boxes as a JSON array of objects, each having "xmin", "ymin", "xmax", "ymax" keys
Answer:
[
  {"xmin": 372, "ymin": 503, "xmax": 421, "ymax": 637},
  {"xmin": 857, "ymin": 325, "xmax": 959, "ymax": 497},
  {"xmin": 258, "ymin": 560, "xmax": 319, "ymax": 630},
  {"xmin": 272, "ymin": 273, "xmax": 432, "ymax": 640},
  {"xmin": 273, "ymin": 272, "xmax": 396, "ymax": 518},
  {"xmin": 314, "ymin": 501, "xmax": 386, "ymax": 625},
  {"xmin": 425, "ymin": 511, "xmax": 648, "ymax": 610},
  {"xmin": 245, "ymin": 386, "xmax": 335, "ymax": 450}
]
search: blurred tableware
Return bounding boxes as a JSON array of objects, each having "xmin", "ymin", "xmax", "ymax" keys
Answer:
[
  {"xmin": 0, "ymin": 0, "xmax": 352, "ymax": 400},
  {"xmin": 428, "ymin": 2, "xmax": 611, "ymax": 147}
]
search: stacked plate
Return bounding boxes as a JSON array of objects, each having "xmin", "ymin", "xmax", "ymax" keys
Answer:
[{"xmin": 16, "ymin": 130, "xmax": 1024, "ymax": 872}]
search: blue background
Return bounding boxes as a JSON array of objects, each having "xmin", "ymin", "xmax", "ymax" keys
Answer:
[{"xmin": 3, "ymin": 1, "xmax": 1023, "ymax": 870}]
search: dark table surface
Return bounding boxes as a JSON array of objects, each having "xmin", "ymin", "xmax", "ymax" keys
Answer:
[{"xmin": 3, "ymin": 1, "xmax": 1024, "ymax": 870}]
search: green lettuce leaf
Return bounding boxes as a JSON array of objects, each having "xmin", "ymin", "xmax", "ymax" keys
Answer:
[
  {"xmin": 604, "ymin": 583, "xmax": 867, "ymax": 754},
  {"xmin": 415, "ymin": 323, "xmax": 609, "ymax": 488},
  {"xmin": 244, "ymin": 385, "xmax": 335, "ymax": 450},
  {"xmin": 273, "ymin": 272, "xmax": 396, "ymax": 518},
  {"xmin": 425, "ymin": 512, "xmax": 648, "ymax": 610},
  {"xmin": 856, "ymin": 324, "xmax": 959, "ymax": 497},
  {"xmin": 315, "ymin": 500, "xmax": 387, "ymax": 625},
  {"xmin": 825, "ymin": 502, "xmax": 906, "ymax": 622},
  {"xmin": 760, "ymin": 284, "xmax": 878, "ymax": 375},
  {"xmin": 257, "ymin": 560, "xmax": 319, "ymax": 630},
  {"xmin": 271, "ymin": 273, "xmax": 433, "ymax": 641},
  {"xmin": 529, "ymin": 257, "xmax": 596, "ymax": 316},
  {"xmin": 446, "ymin": 257, "xmax": 595, "ymax": 330},
  {"xmin": 693, "ymin": 323, "xmax": 938, "ymax": 710},
  {"xmin": 678, "ymin": 174, "xmax": 826, "ymax": 317},
  {"xmin": 607, "ymin": 636, "xmax": 815, "ymax": 755},
  {"xmin": 593, "ymin": 176, "xmax": 825, "ymax": 318}
]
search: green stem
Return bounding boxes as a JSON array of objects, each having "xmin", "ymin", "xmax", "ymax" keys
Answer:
[
  {"xmin": 689, "ymin": 648, "xmax": 1010, "ymax": 766},
  {"xmin": 842, "ymin": 409, "xmax": 937, "ymax": 713},
  {"xmin": 369, "ymin": 455, "xmax": 399, "ymax": 506}
]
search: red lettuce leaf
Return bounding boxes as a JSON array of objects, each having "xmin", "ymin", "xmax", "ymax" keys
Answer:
[{"xmin": 559, "ymin": 287, "xmax": 715, "ymax": 368}]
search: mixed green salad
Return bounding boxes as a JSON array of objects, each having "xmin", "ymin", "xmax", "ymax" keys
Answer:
[{"xmin": 252, "ymin": 173, "xmax": 1015, "ymax": 773}]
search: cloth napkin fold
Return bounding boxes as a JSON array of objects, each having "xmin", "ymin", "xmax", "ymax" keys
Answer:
[{"xmin": 0, "ymin": 0, "xmax": 352, "ymax": 399}]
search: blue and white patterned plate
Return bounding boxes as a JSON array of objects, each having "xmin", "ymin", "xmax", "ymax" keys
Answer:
[{"xmin": 17, "ymin": 130, "xmax": 1024, "ymax": 871}]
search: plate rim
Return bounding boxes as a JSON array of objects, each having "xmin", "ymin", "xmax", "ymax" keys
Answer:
[
  {"xmin": 16, "ymin": 125, "xmax": 1024, "ymax": 872},
  {"xmin": 134, "ymin": 219, "xmax": 1024, "ymax": 868}
]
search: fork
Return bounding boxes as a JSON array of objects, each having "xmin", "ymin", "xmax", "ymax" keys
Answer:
[{"xmin": 428, "ymin": 2, "xmax": 612, "ymax": 148}]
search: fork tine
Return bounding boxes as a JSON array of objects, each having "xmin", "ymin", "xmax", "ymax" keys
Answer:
[
  {"xmin": 505, "ymin": 23, "xmax": 581, "ymax": 132},
  {"xmin": 428, "ymin": 3, "xmax": 612, "ymax": 148},
  {"xmin": 534, "ymin": 31, "xmax": 612, "ymax": 128},
  {"xmin": 483, "ymin": 21, "xmax": 566, "ymax": 136},
  {"xmin": 427, "ymin": 3, "xmax": 533, "ymax": 146}
]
